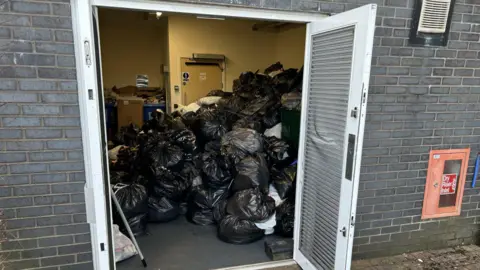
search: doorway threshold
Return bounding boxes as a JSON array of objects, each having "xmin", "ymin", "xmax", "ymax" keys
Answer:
[{"xmin": 214, "ymin": 260, "xmax": 298, "ymax": 270}]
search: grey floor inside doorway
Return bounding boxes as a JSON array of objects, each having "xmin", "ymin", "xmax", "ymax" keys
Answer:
[{"xmin": 116, "ymin": 217, "xmax": 271, "ymax": 270}]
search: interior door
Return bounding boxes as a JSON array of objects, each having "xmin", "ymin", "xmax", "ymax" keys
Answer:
[
  {"xmin": 293, "ymin": 4, "xmax": 376, "ymax": 270},
  {"xmin": 181, "ymin": 58, "xmax": 223, "ymax": 104}
]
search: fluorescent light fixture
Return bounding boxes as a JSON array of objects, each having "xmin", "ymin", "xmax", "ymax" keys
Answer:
[{"xmin": 196, "ymin": 15, "xmax": 225, "ymax": 20}]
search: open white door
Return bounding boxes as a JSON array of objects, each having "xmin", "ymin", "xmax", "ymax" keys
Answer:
[{"xmin": 293, "ymin": 4, "xmax": 376, "ymax": 270}]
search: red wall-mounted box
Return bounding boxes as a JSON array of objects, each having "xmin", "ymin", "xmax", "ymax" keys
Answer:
[{"xmin": 422, "ymin": 148, "xmax": 470, "ymax": 219}]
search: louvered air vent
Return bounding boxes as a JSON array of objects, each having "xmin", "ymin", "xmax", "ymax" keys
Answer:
[{"xmin": 418, "ymin": 0, "xmax": 452, "ymax": 33}]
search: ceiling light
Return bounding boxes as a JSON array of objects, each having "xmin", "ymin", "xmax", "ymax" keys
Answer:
[
  {"xmin": 156, "ymin": 12, "xmax": 162, "ymax": 19},
  {"xmin": 196, "ymin": 15, "xmax": 225, "ymax": 20}
]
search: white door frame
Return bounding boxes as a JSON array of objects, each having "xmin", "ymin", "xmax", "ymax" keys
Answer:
[
  {"xmin": 71, "ymin": 1, "xmax": 111, "ymax": 270},
  {"xmin": 72, "ymin": 1, "xmax": 328, "ymax": 269},
  {"xmin": 93, "ymin": 0, "xmax": 327, "ymax": 22}
]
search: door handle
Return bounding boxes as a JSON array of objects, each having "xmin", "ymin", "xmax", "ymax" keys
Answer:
[
  {"xmin": 340, "ymin": 227, "xmax": 346, "ymax": 237},
  {"xmin": 345, "ymin": 134, "xmax": 355, "ymax": 181}
]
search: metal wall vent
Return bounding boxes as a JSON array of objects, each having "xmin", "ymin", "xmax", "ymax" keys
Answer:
[
  {"xmin": 418, "ymin": 0, "xmax": 452, "ymax": 34},
  {"xmin": 409, "ymin": 0, "xmax": 456, "ymax": 47}
]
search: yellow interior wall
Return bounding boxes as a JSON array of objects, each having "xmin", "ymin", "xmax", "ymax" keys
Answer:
[
  {"xmin": 98, "ymin": 9, "xmax": 305, "ymax": 107},
  {"xmin": 274, "ymin": 25, "xmax": 306, "ymax": 69},
  {"xmin": 99, "ymin": 9, "xmax": 168, "ymax": 89},
  {"xmin": 167, "ymin": 15, "xmax": 280, "ymax": 106}
]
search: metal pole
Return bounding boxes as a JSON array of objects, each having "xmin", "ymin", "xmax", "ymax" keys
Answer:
[
  {"xmin": 471, "ymin": 153, "xmax": 480, "ymax": 188},
  {"xmin": 111, "ymin": 188, "xmax": 148, "ymax": 267}
]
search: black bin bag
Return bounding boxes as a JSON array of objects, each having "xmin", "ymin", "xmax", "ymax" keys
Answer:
[
  {"xmin": 201, "ymin": 151, "xmax": 233, "ymax": 189},
  {"xmin": 232, "ymin": 154, "xmax": 269, "ymax": 194},
  {"xmin": 113, "ymin": 183, "xmax": 148, "ymax": 236},
  {"xmin": 233, "ymin": 118, "xmax": 263, "ymax": 133},
  {"xmin": 274, "ymin": 198, "xmax": 295, "ymax": 237},
  {"xmin": 142, "ymin": 139, "xmax": 183, "ymax": 171},
  {"xmin": 187, "ymin": 185, "xmax": 229, "ymax": 225},
  {"xmin": 170, "ymin": 129, "xmax": 197, "ymax": 153},
  {"xmin": 217, "ymin": 215, "xmax": 264, "ymax": 244},
  {"xmin": 271, "ymin": 163, "xmax": 297, "ymax": 200},
  {"xmin": 263, "ymin": 136, "xmax": 292, "ymax": 167},
  {"xmin": 148, "ymin": 196, "xmax": 180, "ymax": 223},
  {"xmin": 221, "ymin": 128, "xmax": 263, "ymax": 163},
  {"xmin": 218, "ymin": 95, "xmax": 246, "ymax": 113},
  {"xmin": 198, "ymin": 114, "xmax": 229, "ymax": 143},
  {"xmin": 226, "ymin": 188, "xmax": 275, "ymax": 222},
  {"xmin": 177, "ymin": 161, "xmax": 201, "ymax": 185},
  {"xmin": 127, "ymin": 214, "xmax": 148, "ymax": 237},
  {"xmin": 207, "ymin": 89, "xmax": 228, "ymax": 97},
  {"xmin": 152, "ymin": 168, "xmax": 191, "ymax": 202},
  {"xmin": 262, "ymin": 106, "xmax": 280, "ymax": 129},
  {"xmin": 213, "ymin": 199, "xmax": 228, "ymax": 224},
  {"xmin": 181, "ymin": 111, "xmax": 197, "ymax": 127}
]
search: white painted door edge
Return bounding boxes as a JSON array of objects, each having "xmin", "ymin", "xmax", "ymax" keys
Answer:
[{"xmin": 71, "ymin": 1, "xmax": 111, "ymax": 270}]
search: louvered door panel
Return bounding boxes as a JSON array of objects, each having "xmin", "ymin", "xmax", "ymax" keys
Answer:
[
  {"xmin": 291, "ymin": 5, "xmax": 376, "ymax": 270},
  {"xmin": 298, "ymin": 26, "xmax": 354, "ymax": 270}
]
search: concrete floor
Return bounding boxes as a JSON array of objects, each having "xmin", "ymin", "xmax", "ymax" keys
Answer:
[{"xmin": 116, "ymin": 217, "xmax": 271, "ymax": 270}]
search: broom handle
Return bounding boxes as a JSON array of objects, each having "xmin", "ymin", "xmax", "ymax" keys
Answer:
[{"xmin": 111, "ymin": 188, "xmax": 148, "ymax": 267}]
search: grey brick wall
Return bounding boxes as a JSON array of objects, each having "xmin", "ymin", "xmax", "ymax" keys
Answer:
[
  {"xmin": 0, "ymin": 1, "xmax": 92, "ymax": 270},
  {"xmin": 1, "ymin": 0, "xmax": 479, "ymax": 269},
  {"xmin": 352, "ymin": 0, "xmax": 480, "ymax": 259}
]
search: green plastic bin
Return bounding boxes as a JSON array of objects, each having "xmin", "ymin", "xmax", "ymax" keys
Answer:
[{"xmin": 280, "ymin": 108, "xmax": 301, "ymax": 149}]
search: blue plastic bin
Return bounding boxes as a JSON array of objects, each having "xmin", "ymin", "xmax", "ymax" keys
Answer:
[
  {"xmin": 105, "ymin": 104, "xmax": 117, "ymax": 129},
  {"xmin": 143, "ymin": 104, "xmax": 166, "ymax": 122},
  {"xmin": 105, "ymin": 104, "xmax": 117, "ymax": 140}
]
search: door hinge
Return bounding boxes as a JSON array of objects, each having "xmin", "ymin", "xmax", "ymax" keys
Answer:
[
  {"xmin": 340, "ymin": 226, "xmax": 347, "ymax": 237},
  {"xmin": 84, "ymin": 40, "xmax": 92, "ymax": 67},
  {"xmin": 361, "ymin": 83, "xmax": 366, "ymax": 104},
  {"xmin": 100, "ymin": 243, "xmax": 105, "ymax": 251},
  {"xmin": 351, "ymin": 215, "xmax": 355, "ymax": 226}
]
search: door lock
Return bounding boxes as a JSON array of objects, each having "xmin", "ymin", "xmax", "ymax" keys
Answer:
[
  {"xmin": 350, "ymin": 107, "xmax": 358, "ymax": 118},
  {"xmin": 434, "ymin": 182, "xmax": 439, "ymax": 188},
  {"xmin": 340, "ymin": 227, "xmax": 347, "ymax": 237}
]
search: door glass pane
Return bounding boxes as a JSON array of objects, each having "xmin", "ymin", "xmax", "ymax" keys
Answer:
[{"xmin": 439, "ymin": 159, "xmax": 461, "ymax": 208}]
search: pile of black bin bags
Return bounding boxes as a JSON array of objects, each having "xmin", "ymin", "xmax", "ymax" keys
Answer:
[{"xmin": 109, "ymin": 62, "xmax": 300, "ymax": 243}]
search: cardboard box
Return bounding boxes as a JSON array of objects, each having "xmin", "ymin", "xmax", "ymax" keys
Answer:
[
  {"xmin": 137, "ymin": 87, "xmax": 161, "ymax": 98},
  {"xmin": 114, "ymin": 86, "xmax": 159, "ymax": 97},
  {"xmin": 114, "ymin": 85, "xmax": 137, "ymax": 96},
  {"xmin": 117, "ymin": 96, "xmax": 144, "ymax": 130}
]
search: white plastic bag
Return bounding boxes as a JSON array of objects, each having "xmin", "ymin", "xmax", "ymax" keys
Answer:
[
  {"xmin": 255, "ymin": 212, "xmax": 276, "ymax": 235},
  {"xmin": 177, "ymin": 102, "xmax": 200, "ymax": 115},
  {"xmin": 268, "ymin": 184, "xmax": 285, "ymax": 207},
  {"xmin": 114, "ymin": 224, "xmax": 137, "ymax": 262},
  {"xmin": 108, "ymin": 145, "xmax": 124, "ymax": 160},
  {"xmin": 198, "ymin": 96, "xmax": 222, "ymax": 106},
  {"xmin": 268, "ymin": 70, "xmax": 283, "ymax": 78},
  {"xmin": 264, "ymin": 123, "xmax": 282, "ymax": 139}
]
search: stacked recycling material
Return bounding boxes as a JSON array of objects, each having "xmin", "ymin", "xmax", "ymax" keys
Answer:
[{"xmin": 108, "ymin": 62, "xmax": 300, "ymax": 243}]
